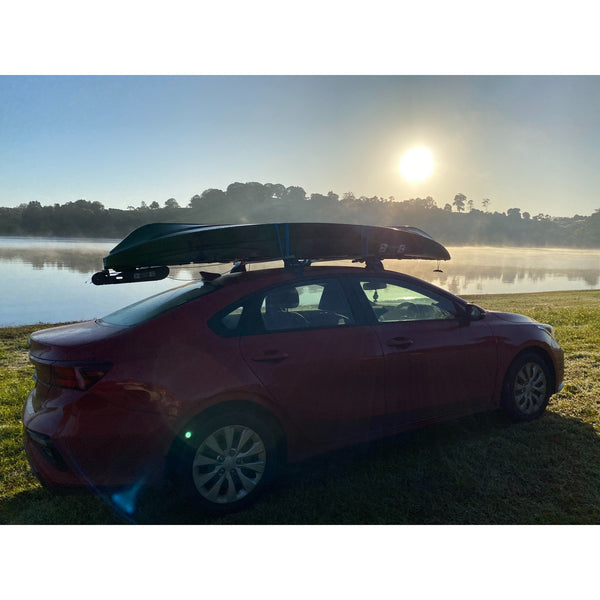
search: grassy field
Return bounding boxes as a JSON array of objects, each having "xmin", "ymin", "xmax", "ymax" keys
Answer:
[{"xmin": 1, "ymin": 290, "xmax": 599, "ymax": 524}]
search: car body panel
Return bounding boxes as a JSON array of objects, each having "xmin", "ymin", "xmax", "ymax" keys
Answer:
[
  {"xmin": 373, "ymin": 318, "xmax": 498, "ymax": 425},
  {"xmin": 240, "ymin": 324, "xmax": 385, "ymax": 445},
  {"xmin": 23, "ymin": 265, "xmax": 565, "ymax": 492}
]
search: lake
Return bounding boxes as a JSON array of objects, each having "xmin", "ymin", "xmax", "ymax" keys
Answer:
[{"xmin": 2, "ymin": 236, "xmax": 600, "ymax": 327}]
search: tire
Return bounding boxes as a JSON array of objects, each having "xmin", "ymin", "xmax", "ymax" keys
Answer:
[
  {"xmin": 169, "ymin": 410, "xmax": 281, "ymax": 514},
  {"xmin": 501, "ymin": 352, "xmax": 551, "ymax": 422}
]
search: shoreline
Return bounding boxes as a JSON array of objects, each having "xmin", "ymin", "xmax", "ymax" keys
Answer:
[{"xmin": 3, "ymin": 289, "xmax": 600, "ymax": 331}]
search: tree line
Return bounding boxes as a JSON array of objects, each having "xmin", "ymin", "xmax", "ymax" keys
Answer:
[{"xmin": 1, "ymin": 182, "xmax": 599, "ymax": 248}]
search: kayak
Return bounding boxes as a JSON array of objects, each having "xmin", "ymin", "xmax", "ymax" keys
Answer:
[
  {"xmin": 104, "ymin": 222, "xmax": 450, "ymax": 268},
  {"xmin": 93, "ymin": 222, "xmax": 450, "ymax": 284}
]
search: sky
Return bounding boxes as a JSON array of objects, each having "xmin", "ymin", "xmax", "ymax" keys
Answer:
[{"xmin": 2, "ymin": 75, "xmax": 600, "ymax": 218}]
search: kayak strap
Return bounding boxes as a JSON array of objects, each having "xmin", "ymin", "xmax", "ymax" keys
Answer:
[{"xmin": 274, "ymin": 223, "xmax": 291, "ymax": 260}]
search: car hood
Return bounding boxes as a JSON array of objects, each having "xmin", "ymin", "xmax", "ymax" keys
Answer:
[{"xmin": 486, "ymin": 311, "xmax": 538, "ymax": 324}]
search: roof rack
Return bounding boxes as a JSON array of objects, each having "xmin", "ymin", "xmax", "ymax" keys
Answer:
[
  {"xmin": 352, "ymin": 257, "xmax": 385, "ymax": 272},
  {"xmin": 283, "ymin": 257, "xmax": 312, "ymax": 275},
  {"xmin": 200, "ymin": 271, "xmax": 221, "ymax": 282}
]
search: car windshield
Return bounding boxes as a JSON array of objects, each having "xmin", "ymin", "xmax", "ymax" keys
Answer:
[{"xmin": 100, "ymin": 280, "xmax": 218, "ymax": 326}]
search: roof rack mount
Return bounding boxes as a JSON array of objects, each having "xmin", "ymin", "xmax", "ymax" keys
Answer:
[{"xmin": 91, "ymin": 266, "xmax": 170, "ymax": 286}]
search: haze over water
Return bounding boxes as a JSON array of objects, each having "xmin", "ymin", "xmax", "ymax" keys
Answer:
[{"xmin": 2, "ymin": 237, "xmax": 599, "ymax": 327}]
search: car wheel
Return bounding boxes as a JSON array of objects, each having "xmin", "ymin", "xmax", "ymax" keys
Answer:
[
  {"xmin": 501, "ymin": 352, "xmax": 551, "ymax": 422},
  {"xmin": 170, "ymin": 410, "xmax": 281, "ymax": 513}
]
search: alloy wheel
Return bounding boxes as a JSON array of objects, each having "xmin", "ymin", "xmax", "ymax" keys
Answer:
[
  {"xmin": 192, "ymin": 424, "xmax": 267, "ymax": 504},
  {"xmin": 513, "ymin": 361, "xmax": 548, "ymax": 415}
]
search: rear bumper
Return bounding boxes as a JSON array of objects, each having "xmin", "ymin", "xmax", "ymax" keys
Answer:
[
  {"xmin": 23, "ymin": 389, "xmax": 170, "ymax": 489},
  {"xmin": 24, "ymin": 428, "xmax": 76, "ymax": 489}
]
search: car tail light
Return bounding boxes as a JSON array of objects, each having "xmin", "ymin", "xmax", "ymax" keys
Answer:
[{"xmin": 34, "ymin": 361, "xmax": 111, "ymax": 391}]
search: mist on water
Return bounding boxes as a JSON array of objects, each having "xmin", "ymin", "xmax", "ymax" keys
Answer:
[{"xmin": 2, "ymin": 236, "xmax": 599, "ymax": 326}]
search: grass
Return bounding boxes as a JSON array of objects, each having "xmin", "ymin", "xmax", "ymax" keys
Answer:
[{"xmin": 1, "ymin": 290, "xmax": 599, "ymax": 524}]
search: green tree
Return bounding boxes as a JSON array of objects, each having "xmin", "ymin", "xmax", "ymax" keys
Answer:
[
  {"xmin": 453, "ymin": 193, "xmax": 466, "ymax": 213},
  {"xmin": 226, "ymin": 182, "xmax": 250, "ymax": 207},
  {"xmin": 284, "ymin": 186, "xmax": 307, "ymax": 203},
  {"xmin": 189, "ymin": 194, "xmax": 202, "ymax": 209},
  {"xmin": 264, "ymin": 183, "xmax": 286, "ymax": 200},
  {"xmin": 22, "ymin": 201, "xmax": 45, "ymax": 234},
  {"xmin": 507, "ymin": 207, "xmax": 521, "ymax": 219},
  {"xmin": 407, "ymin": 196, "xmax": 437, "ymax": 210}
]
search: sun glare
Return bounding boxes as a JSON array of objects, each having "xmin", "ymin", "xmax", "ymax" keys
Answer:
[{"xmin": 400, "ymin": 147, "xmax": 434, "ymax": 182}]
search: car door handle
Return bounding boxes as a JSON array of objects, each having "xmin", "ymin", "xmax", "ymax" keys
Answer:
[
  {"xmin": 251, "ymin": 351, "xmax": 289, "ymax": 362},
  {"xmin": 386, "ymin": 337, "xmax": 414, "ymax": 349}
]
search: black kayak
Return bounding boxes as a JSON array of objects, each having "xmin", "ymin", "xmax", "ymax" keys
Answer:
[{"xmin": 93, "ymin": 222, "xmax": 450, "ymax": 284}]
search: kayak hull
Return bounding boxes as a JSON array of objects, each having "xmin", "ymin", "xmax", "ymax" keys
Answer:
[{"xmin": 102, "ymin": 222, "xmax": 451, "ymax": 271}]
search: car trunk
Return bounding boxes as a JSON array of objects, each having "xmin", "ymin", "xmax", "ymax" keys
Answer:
[{"xmin": 29, "ymin": 320, "xmax": 126, "ymax": 361}]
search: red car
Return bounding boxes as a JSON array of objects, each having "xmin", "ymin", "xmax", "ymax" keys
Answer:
[{"xmin": 24, "ymin": 265, "xmax": 564, "ymax": 513}]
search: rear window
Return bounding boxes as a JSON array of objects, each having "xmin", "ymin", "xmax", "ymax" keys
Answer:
[{"xmin": 100, "ymin": 281, "xmax": 218, "ymax": 326}]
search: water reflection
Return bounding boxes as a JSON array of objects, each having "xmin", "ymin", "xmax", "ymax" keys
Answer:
[
  {"xmin": 0, "ymin": 242, "xmax": 108, "ymax": 274},
  {"xmin": 395, "ymin": 262, "xmax": 600, "ymax": 296},
  {"xmin": 2, "ymin": 237, "xmax": 600, "ymax": 326},
  {"xmin": 0, "ymin": 239, "xmax": 208, "ymax": 280},
  {"xmin": 387, "ymin": 246, "xmax": 600, "ymax": 295},
  {"xmin": 1, "ymin": 237, "xmax": 203, "ymax": 326}
]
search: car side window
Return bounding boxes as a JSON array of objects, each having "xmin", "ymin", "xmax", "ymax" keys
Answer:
[
  {"xmin": 219, "ymin": 305, "xmax": 244, "ymax": 332},
  {"xmin": 260, "ymin": 279, "xmax": 355, "ymax": 332},
  {"xmin": 208, "ymin": 302, "xmax": 246, "ymax": 337},
  {"xmin": 359, "ymin": 279, "xmax": 457, "ymax": 323}
]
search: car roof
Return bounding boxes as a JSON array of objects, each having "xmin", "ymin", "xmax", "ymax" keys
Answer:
[
  {"xmin": 215, "ymin": 264, "xmax": 384, "ymax": 286},
  {"xmin": 214, "ymin": 264, "xmax": 460, "ymax": 300}
]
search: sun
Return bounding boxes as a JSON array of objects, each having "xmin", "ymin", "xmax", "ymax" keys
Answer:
[{"xmin": 400, "ymin": 147, "xmax": 434, "ymax": 182}]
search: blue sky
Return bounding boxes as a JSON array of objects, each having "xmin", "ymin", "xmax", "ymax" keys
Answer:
[{"xmin": 2, "ymin": 75, "xmax": 600, "ymax": 217}]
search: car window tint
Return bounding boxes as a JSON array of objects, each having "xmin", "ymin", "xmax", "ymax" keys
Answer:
[
  {"xmin": 100, "ymin": 281, "xmax": 217, "ymax": 326},
  {"xmin": 219, "ymin": 305, "xmax": 244, "ymax": 332},
  {"xmin": 359, "ymin": 279, "xmax": 457, "ymax": 323},
  {"xmin": 260, "ymin": 279, "xmax": 355, "ymax": 332}
]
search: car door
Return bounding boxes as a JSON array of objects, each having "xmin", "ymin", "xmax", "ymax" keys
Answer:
[
  {"xmin": 353, "ymin": 275, "xmax": 497, "ymax": 426},
  {"xmin": 237, "ymin": 277, "xmax": 386, "ymax": 445}
]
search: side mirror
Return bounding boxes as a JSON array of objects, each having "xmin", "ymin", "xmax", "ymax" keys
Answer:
[{"xmin": 464, "ymin": 303, "xmax": 486, "ymax": 321}]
